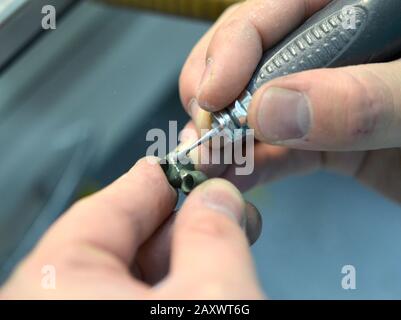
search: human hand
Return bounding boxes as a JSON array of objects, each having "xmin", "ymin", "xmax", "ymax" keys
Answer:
[
  {"xmin": 0, "ymin": 158, "xmax": 263, "ymax": 299},
  {"xmin": 179, "ymin": 0, "xmax": 401, "ymax": 202}
]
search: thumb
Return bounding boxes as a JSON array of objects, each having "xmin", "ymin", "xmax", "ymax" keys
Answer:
[{"xmin": 247, "ymin": 60, "xmax": 401, "ymax": 151}]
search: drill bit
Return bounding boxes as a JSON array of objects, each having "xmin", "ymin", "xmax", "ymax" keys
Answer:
[{"xmin": 176, "ymin": 126, "xmax": 223, "ymax": 161}]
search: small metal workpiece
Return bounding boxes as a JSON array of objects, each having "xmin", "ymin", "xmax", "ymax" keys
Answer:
[{"xmin": 161, "ymin": 154, "xmax": 208, "ymax": 195}]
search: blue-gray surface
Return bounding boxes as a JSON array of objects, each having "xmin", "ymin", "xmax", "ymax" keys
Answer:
[
  {"xmin": 1, "ymin": 1, "xmax": 401, "ymax": 299},
  {"xmin": 0, "ymin": 1, "xmax": 209, "ymax": 278},
  {"xmin": 249, "ymin": 172, "xmax": 401, "ymax": 299}
]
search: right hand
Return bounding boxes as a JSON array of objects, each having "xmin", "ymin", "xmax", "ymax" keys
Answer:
[{"xmin": 179, "ymin": 0, "xmax": 401, "ymax": 203}]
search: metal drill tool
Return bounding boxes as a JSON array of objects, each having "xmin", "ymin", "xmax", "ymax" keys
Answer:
[{"xmin": 177, "ymin": 0, "xmax": 401, "ymax": 159}]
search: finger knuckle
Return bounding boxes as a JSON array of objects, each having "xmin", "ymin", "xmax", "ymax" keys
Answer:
[
  {"xmin": 340, "ymin": 68, "xmax": 390, "ymax": 146},
  {"xmin": 213, "ymin": 17, "xmax": 247, "ymax": 46}
]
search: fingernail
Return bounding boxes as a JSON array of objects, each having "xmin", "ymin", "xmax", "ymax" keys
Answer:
[
  {"xmin": 188, "ymin": 99, "xmax": 212, "ymax": 132},
  {"xmin": 201, "ymin": 179, "xmax": 246, "ymax": 228},
  {"xmin": 257, "ymin": 87, "xmax": 311, "ymax": 143},
  {"xmin": 188, "ymin": 98, "xmax": 198, "ymax": 117}
]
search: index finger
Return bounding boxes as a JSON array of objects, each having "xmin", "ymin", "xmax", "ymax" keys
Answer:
[
  {"xmin": 34, "ymin": 157, "xmax": 177, "ymax": 267},
  {"xmin": 181, "ymin": 0, "xmax": 331, "ymax": 113}
]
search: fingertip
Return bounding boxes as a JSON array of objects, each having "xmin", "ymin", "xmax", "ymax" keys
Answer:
[
  {"xmin": 129, "ymin": 157, "xmax": 178, "ymax": 198},
  {"xmin": 171, "ymin": 177, "xmax": 259, "ymax": 290},
  {"xmin": 132, "ymin": 156, "xmax": 161, "ymax": 169},
  {"xmin": 196, "ymin": 17, "xmax": 263, "ymax": 112},
  {"xmin": 179, "ymin": 3, "xmax": 241, "ymax": 115},
  {"xmin": 130, "ymin": 157, "xmax": 167, "ymax": 181},
  {"xmin": 196, "ymin": 58, "xmax": 223, "ymax": 112},
  {"xmin": 189, "ymin": 178, "xmax": 246, "ymax": 226},
  {"xmin": 198, "ymin": 178, "xmax": 243, "ymax": 200}
]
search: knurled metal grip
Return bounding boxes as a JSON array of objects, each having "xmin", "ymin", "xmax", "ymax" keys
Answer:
[
  {"xmin": 249, "ymin": 0, "xmax": 401, "ymax": 94},
  {"xmin": 250, "ymin": 6, "xmax": 367, "ymax": 91},
  {"xmin": 212, "ymin": 0, "xmax": 401, "ymax": 141}
]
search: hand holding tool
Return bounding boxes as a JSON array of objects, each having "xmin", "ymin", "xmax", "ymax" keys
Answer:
[{"xmin": 177, "ymin": 0, "xmax": 401, "ymax": 160}]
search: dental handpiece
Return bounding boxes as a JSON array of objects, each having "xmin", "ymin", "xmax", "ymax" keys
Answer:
[{"xmin": 178, "ymin": 0, "xmax": 401, "ymax": 159}]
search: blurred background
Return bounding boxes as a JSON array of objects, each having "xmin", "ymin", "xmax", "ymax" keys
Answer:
[{"xmin": 1, "ymin": 0, "xmax": 401, "ymax": 299}]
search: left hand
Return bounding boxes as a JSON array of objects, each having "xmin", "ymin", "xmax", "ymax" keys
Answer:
[{"xmin": 0, "ymin": 158, "xmax": 263, "ymax": 299}]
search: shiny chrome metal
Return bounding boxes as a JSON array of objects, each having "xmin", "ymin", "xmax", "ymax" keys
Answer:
[{"xmin": 211, "ymin": 90, "xmax": 252, "ymax": 142}]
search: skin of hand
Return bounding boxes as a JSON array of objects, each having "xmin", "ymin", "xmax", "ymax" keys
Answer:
[
  {"xmin": 179, "ymin": 0, "xmax": 401, "ymax": 203},
  {"xmin": 0, "ymin": 158, "xmax": 264, "ymax": 299}
]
